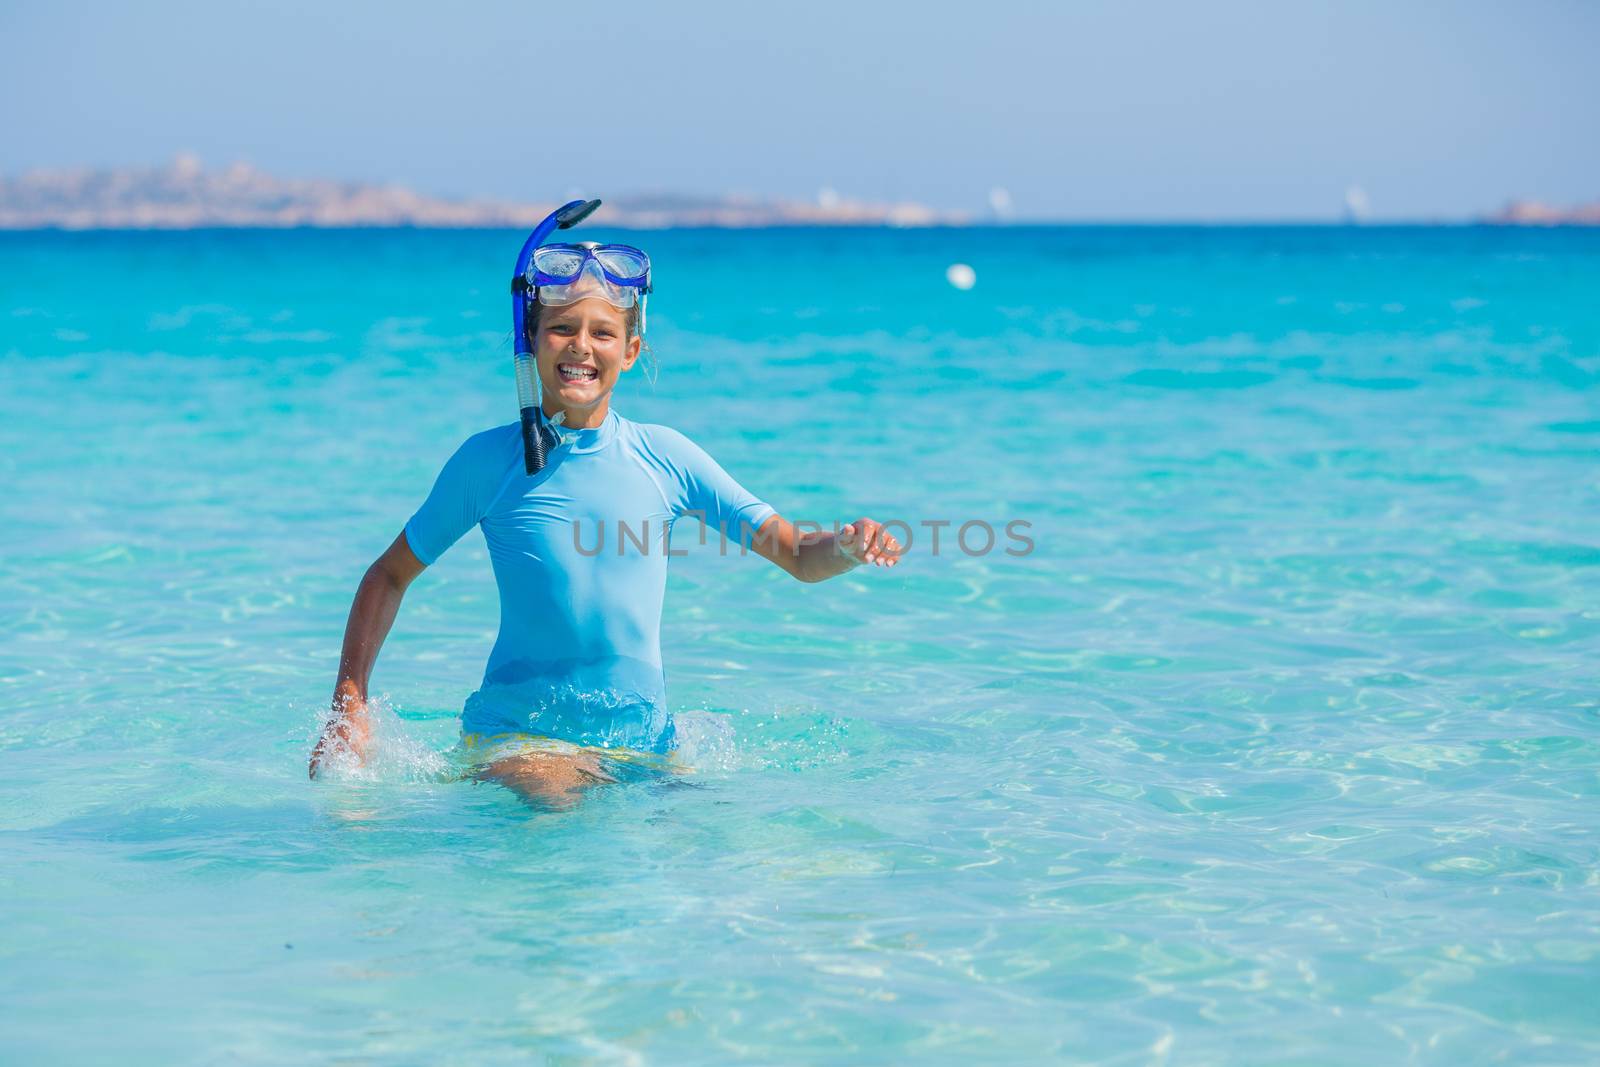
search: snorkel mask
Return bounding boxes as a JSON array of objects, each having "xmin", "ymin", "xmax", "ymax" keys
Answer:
[{"xmin": 509, "ymin": 198, "xmax": 653, "ymax": 475}]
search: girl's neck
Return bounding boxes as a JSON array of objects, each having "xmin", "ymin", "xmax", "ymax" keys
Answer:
[{"xmin": 542, "ymin": 398, "xmax": 610, "ymax": 430}]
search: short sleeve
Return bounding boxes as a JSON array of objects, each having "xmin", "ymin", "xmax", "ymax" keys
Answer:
[
  {"xmin": 403, "ymin": 426, "xmax": 514, "ymax": 565},
  {"xmin": 641, "ymin": 425, "xmax": 776, "ymax": 541}
]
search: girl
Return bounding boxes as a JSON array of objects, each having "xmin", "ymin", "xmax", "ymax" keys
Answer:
[{"xmin": 309, "ymin": 202, "xmax": 902, "ymax": 807}]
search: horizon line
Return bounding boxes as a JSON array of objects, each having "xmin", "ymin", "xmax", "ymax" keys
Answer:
[{"xmin": 1, "ymin": 217, "xmax": 1591, "ymax": 233}]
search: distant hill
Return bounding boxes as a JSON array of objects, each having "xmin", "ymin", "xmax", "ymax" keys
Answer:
[
  {"xmin": 1484, "ymin": 199, "xmax": 1600, "ymax": 226},
  {"xmin": 0, "ymin": 155, "xmax": 961, "ymax": 230}
]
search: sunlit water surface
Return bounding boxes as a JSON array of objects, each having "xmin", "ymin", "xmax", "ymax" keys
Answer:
[{"xmin": 2, "ymin": 226, "xmax": 1597, "ymax": 1064}]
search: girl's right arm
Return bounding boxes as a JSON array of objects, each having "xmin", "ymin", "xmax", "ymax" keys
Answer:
[{"xmin": 309, "ymin": 531, "xmax": 427, "ymax": 778}]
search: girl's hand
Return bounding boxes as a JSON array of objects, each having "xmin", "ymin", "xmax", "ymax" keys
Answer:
[
  {"xmin": 309, "ymin": 681, "xmax": 370, "ymax": 779},
  {"xmin": 838, "ymin": 518, "xmax": 903, "ymax": 569}
]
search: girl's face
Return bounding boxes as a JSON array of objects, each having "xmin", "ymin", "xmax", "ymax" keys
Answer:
[{"xmin": 534, "ymin": 298, "xmax": 640, "ymax": 418}]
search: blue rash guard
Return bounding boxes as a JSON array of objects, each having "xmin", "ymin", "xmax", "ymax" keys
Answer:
[{"xmin": 403, "ymin": 411, "xmax": 775, "ymax": 755}]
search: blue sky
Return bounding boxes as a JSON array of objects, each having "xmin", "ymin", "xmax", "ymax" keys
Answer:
[{"xmin": 2, "ymin": 0, "xmax": 1596, "ymax": 220}]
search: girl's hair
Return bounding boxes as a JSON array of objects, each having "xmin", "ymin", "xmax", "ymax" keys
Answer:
[{"xmin": 524, "ymin": 299, "xmax": 656, "ymax": 385}]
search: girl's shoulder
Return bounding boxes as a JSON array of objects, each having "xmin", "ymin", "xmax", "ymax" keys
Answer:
[
  {"xmin": 619, "ymin": 415, "xmax": 688, "ymax": 447},
  {"xmin": 424, "ymin": 422, "xmax": 522, "ymax": 496},
  {"xmin": 467, "ymin": 419, "xmax": 521, "ymax": 443},
  {"xmin": 615, "ymin": 416, "xmax": 712, "ymax": 468},
  {"xmin": 452, "ymin": 421, "xmax": 523, "ymax": 468}
]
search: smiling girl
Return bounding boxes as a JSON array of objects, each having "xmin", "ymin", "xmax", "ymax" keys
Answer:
[{"xmin": 309, "ymin": 200, "xmax": 902, "ymax": 807}]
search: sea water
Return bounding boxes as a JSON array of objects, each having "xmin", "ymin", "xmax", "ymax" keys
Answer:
[{"xmin": 1, "ymin": 225, "xmax": 1596, "ymax": 1065}]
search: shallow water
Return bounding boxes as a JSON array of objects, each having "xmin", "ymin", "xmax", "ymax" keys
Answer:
[{"xmin": 1, "ymin": 225, "xmax": 1597, "ymax": 1064}]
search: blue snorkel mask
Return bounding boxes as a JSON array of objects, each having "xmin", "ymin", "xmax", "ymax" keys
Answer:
[{"xmin": 510, "ymin": 198, "xmax": 652, "ymax": 475}]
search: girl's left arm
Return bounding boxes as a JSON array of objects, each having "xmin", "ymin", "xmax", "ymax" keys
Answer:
[{"xmin": 749, "ymin": 514, "xmax": 902, "ymax": 583}]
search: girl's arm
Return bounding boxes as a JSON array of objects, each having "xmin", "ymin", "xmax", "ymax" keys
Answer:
[
  {"xmin": 308, "ymin": 531, "xmax": 427, "ymax": 778},
  {"xmin": 749, "ymin": 515, "xmax": 902, "ymax": 583}
]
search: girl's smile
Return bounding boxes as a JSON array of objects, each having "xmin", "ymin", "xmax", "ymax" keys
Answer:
[{"xmin": 556, "ymin": 362, "xmax": 599, "ymax": 382}]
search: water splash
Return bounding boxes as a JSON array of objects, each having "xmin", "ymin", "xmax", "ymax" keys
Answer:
[
  {"xmin": 671, "ymin": 709, "xmax": 740, "ymax": 773},
  {"xmin": 672, "ymin": 705, "xmax": 890, "ymax": 776},
  {"xmin": 308, "ymin": 694, "xmax": 451, "ymax": 783}
]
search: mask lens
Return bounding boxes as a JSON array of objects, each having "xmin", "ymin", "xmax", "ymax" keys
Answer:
[
  {"xmin": 532, "ymin": 246, "xmax": 585, "ymax": 280},
  {"xmin": 595, "ymin": 248, "xmax": 649, "ymax": 281}
]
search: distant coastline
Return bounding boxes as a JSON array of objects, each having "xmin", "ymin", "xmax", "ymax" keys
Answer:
[
  {"xmin": 0, "ymin": 155, "xmax": 963, "ymax": 231},
  {"xmin": 1483, "ymin": 199, "xmax": 1600, "ymax": 226},
  {"xmin": 2, "ymin": 157, "xmax": 1595, "ymax": 230}
]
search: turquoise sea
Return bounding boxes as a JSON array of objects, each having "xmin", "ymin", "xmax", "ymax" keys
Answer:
[{"xmin": 2, "ymin": 225, "xmax": 1597, "ymax": 1065}]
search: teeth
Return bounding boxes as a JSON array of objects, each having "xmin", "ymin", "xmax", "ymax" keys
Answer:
[{"xmin": 559, "ymin": 364, "xmax": 598, "ymax": 381}]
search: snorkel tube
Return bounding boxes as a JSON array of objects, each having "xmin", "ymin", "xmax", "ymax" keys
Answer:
[{"xmin": 511, "ymin": 197, "xmax": 602, "ymax": 475}]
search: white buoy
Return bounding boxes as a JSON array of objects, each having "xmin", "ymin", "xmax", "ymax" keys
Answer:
[{"xmin": 946, "ymin": 263, "xmax": 976, "ymax": 290}]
